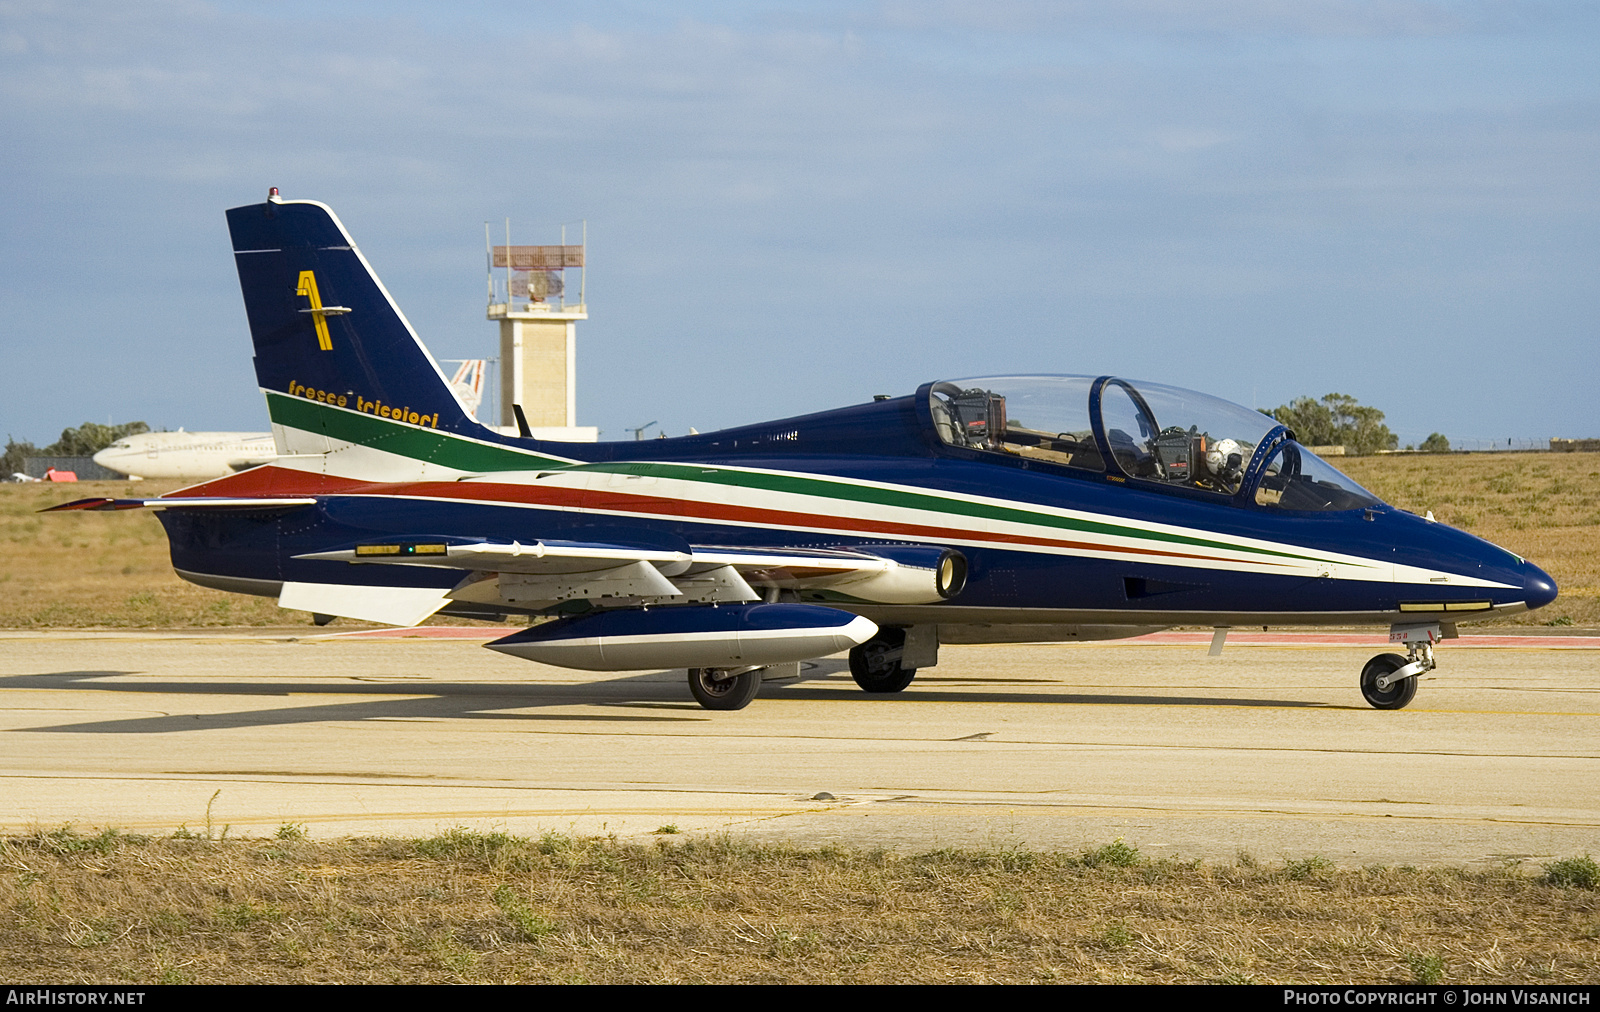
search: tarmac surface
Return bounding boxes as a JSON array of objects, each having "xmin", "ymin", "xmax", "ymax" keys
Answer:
[{"xmin": 1, "ymin": 628, "xmax": 1597, "ymax": 867}]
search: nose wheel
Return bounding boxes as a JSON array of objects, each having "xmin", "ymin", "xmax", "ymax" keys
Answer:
[
  {"xmin": 1360, "ymin": 654, "xmax": 1419, "ymax": 709},
  {"xmin": 1359, "ymin": 623, "xmax": 1440, "ymax": 710}
]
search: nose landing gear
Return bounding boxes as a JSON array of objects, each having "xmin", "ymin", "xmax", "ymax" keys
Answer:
[{"xmin": 1360, "ymin": 623, "xmax": 1442, "ymax": 710}]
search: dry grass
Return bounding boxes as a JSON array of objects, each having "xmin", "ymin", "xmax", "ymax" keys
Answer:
[
  {"xmin": 0, "ymin": 481, "xmax": 288, "ymax": 628},
  {"xmin": 4, "ymin": 452, "xmax": 1598, "ymax": 629},
  {"xmin": 1, "ymin": 828, "xmax": 1595, "ymax": 985}
]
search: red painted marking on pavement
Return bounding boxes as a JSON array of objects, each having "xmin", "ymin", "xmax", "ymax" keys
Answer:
[
  {"xmin": 1124, "ymin": 632, "xmax": 1600, "ymax": 648},
  {"xmin": 318, "ymin": 627, "xmax": 501, "ymax": 640}
]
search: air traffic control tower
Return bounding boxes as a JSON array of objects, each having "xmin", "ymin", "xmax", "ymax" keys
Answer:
[{"xmin": 486, "ymin": 224, "xmax": 598, "ymax": 441}]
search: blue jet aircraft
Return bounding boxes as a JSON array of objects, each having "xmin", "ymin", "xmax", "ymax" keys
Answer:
[{"xmin": 51, "ymin": 193, "xmax": 1559, "ymax": 711}]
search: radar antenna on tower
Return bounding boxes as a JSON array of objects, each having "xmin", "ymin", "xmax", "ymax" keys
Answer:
[{"xmin": 484, "ymin": 219, "xmax": 594, "ymax": 441}]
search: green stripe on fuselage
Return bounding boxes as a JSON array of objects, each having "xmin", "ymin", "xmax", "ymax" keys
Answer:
[
  {"xmin": 555, "ymin": 463, "xmax": 1326, "ymax": 565},
  {"xmin": 266, "ymin": 392, "xmax": 572, "ymax": 471},
  {"xmin": 267, "ymin": 393, "xmax": 1336, "ymax": 567}
]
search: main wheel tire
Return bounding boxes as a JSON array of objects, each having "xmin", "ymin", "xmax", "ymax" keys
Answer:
[
  {"xmin": 849, "ymin": 629, "xmax": 917, "ymax": 694},
  {"xmin": 1360, "ymin": 653, "xmax": 1419, "ymax": 710},
  {"xmin": 687, "ymin": 667, "xmax": 762, "ymax": 711}
]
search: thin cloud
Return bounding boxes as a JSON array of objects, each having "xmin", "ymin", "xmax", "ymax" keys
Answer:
[{"xmin": 0, "ymin": 1, "xmax": 1594, "ymax": 443}]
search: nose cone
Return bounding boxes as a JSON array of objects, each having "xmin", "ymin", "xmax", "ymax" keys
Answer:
[
  {"xmin": 92, "ymin": 447, "xmax": 133, "ymax": 477},
  {"xmin": 1523, "ymin": 561, "xmax": 1558, "ymax": 612}
]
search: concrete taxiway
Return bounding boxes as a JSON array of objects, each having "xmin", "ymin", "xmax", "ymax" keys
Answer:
[{"xmin": 1, "ymin": 629, "xmax": 1596, "ymax": 867}]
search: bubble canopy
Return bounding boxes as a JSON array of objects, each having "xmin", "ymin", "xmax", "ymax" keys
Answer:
[{"xmin": 928, "ymin": 375, "xmax": 1382, "ymax": 512}]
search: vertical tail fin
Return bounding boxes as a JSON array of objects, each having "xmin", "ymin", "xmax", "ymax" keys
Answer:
[{"xmin": 227, "ymin": 195, "xmax": 535, "ymax": 472}]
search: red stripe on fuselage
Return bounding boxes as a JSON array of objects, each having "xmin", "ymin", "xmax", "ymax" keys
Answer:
[
  {"xmin": 169, "ymin": 467, "xmax": 392, "ymax": 498},
  {"xmin": 165, "ymin": 467, "xmax": 1275, "ymax": 567}
]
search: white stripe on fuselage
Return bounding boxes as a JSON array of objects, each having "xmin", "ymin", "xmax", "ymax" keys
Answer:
[{"xmin": 263, "ymin": 419, "xmax": 1514, "ymax": 592}]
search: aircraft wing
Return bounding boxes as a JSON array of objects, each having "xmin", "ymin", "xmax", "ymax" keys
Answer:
[
  {"xmin": 294, "ymin": 538, "xmax": 964, "ymax": 607},
  {"xmin": 296, "ymin": 539, "xmax": 695, "ymax": 575},
  {"xmin": 49, "ymin": 497, "xmax": 961, "ymax": 624},
  {"xmin": 46, "ymin": 495, "xmax": 953, "ymax": 603}
]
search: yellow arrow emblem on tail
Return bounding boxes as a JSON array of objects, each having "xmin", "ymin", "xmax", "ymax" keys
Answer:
[
  {"xmin": 296, "ymin": 271, "xmax": 332, "ymax": 350},
  {"xmin": 294, "ymin": 270, "xmax": 354, "ymax": 351}
]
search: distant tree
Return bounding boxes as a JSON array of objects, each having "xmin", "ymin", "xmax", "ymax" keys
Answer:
[
  {"xmin": 1419, "ymin": 432, "xmax": 1450, "ymax": 453},
  {"xmin": 1, "ymin": 422, "xmax": 149, "ymax": 477},
  {"xmin": 41, "ymin": 421, "xmax": 150, "ymax": 457},
  {"xmin": 1269, "ymin": 394, "xmax": 1398, "ymax": 456},
  {"xmin": 1271, "ymin": 397, "xmax": 1336, "ymax": 445},
  {"xmin": 2, "ymin": 437, "xmax": 39, "ymax": 476}
]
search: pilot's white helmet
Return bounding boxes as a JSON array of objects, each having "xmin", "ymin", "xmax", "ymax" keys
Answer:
[{"xmin": 1207, "ymin": 438, "xmax": 1245, "ymax": 475}]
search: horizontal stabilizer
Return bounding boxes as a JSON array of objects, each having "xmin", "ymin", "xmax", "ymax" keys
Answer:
[
  {"xmin": 278, "ymin": 581, "xmax": 450, "ymax": 627},
  {"xmin": 44, "ymin": 496, "xmax": 318, "ymax": 513}
]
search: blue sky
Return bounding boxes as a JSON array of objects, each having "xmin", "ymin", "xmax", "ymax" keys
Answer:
[{"xmin": 2, "ymin": 1, "xmax": 1596, "ymax": 448}]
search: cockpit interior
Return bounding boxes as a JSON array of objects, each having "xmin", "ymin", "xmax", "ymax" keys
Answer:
[{"xmin": 930, "ymin": 376, "xmax": 1381, "ymax": 512}]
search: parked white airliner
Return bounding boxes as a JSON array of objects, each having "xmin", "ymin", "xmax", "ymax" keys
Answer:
[
  {"xmin": 93, "ymin": 431, "xmax": 276, "ymax": 481},
  {"xmin": 94, "ymin": 360, "xmax": 494, "ymax": 481}
]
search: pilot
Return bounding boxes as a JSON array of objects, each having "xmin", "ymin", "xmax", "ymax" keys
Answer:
[{"xmin": 1204, "ymin": 437, "xmax": 1247, "ymax": 491}]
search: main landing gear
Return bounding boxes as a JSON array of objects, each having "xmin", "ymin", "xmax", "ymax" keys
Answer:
[
  {"xmin": 1359, "ymin": 623, "xmax": 1441, "ymax": 710},
  {"xmin": 687, "ymin": 666, "xmax": 763, "ymax": 711},
  {"xmin": 849, "ymin": 628, "xmax": 918, "ymax": 694}
]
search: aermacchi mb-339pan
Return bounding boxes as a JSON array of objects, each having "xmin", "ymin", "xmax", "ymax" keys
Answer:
[{"xmin": 51, "ymin": 192, "xmax": 1558, "ymax": 711}]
